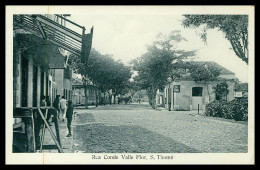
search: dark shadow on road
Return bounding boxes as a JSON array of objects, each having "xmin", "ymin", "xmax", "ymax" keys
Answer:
[
  {"xmin": 87, "ymin": 103, "xmax": 153, "ymax": 111},
  {"xmin": 76, "ymin": 113, "xmax": 96, "ymax": 123},
  {"xmin": 73, "ymin": 122, "xmax": 201, "ymax": 153}
]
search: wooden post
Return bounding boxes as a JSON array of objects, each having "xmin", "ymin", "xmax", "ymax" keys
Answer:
[
  {"xmin": 37, "ymin": 108, "xmax": 64, "ymax": 153},
  {"xmin": 198, "ymin": 104, "xmax": 199, "ymax": 115},
  {"xmin": 53, "ymin": 110, "xmax": 62, "ymax": 149},
  {"xmin": 24, "ymin": 112, "xmax": 36, "ymax": 152},
  {"xmin": 40, "ymin": 109, "xmax": 48, "ymax": 152}
]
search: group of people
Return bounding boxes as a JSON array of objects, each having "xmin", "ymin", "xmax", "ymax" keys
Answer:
[{"xmin": 41, "ymin": 95, "xmax": 74, "ymax": 137}]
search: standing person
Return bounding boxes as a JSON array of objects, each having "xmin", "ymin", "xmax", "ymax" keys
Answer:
[
  {"xmin": 53, "ymin": 95, "xmax": 60, "ymax": 118},
  {"xmin": 59, "ymin": 96, "xmax": 67, "ymax": 122},
  {"xmin": 66, "ymin": 100, "xmax": 73, "ymax": 137},
  {"xmin": 40, "ymin": 95, "xmax": 52, "ymax": 126},
  {"xmin": 45, "ymin": 96, "xmax": 53, "ymax": 125},
  {"xmin": 40, "ymin": 95, "xmax": 47, "ymax": 107},
  {"xmin": 46, "ymin": 96, "xmax": 51, "ymax": 106}
]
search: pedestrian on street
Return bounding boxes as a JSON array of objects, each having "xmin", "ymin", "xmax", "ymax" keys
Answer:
[
  {"xmin": 40, "ymin": 95, "xmax": 52, "ymax": 126},
  {"xmin": 59, "ymin": 96, "xmax": 67, "ymax": 122},
  {"xmin": 53, "ymin": 95, "xmax": 60, "ymax": 118},
  {"xmin": 66, "ymin": 100, "xmax": 74, "ymax": 137},
  {"xmin": 40, "ymin": 95, "xmax": 47, "ymax": 107}
]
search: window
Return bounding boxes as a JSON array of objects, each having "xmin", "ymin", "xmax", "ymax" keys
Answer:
[{"xmin": 192, "ymin": 87, "xmax": 203, "ymax": 96}]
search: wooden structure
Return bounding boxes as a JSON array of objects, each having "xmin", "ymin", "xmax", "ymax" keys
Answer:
[
  {"xmin": 13, "ymin": 107, "xmax": 63, "ymax": 153},
  {"xmin": 13, "ymin": 14, "xmax": 93, "ymax": 62}
]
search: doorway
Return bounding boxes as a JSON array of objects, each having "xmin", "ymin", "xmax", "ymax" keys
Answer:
[
  {"xmin": 21, "ymin": 54, "xmax": 28, "ymax": 107},
  {"xmin": 192, "ymin": 87, "xmax": 203, "ymax": 110}
]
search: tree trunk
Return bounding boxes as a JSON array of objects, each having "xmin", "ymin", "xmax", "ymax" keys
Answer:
[
  {"xmin": 103, "ymin": 92, "xmax": 106, "ymax": 106},
  {"xmin": 109, "ymin": 95, "xmax": 112, "ymax": 105},
  {"xmin": 151, "ymin": 87, "xmax": 156, "ymax": 109},
  {"xmin": 113, "ymin": 94, "xmax": 116, "ymax": 104}
]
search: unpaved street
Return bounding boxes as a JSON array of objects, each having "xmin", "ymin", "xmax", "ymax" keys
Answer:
[{"xmin": 71, "ymin": 103, "xmax": 248, "ymax": 153}]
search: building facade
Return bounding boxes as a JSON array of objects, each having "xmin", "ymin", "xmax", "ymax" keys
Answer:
[
  {"xmin": 72, "ymin": 77, "xmax": 100, "ymax": 106},
  {"xmin": 12, "ymin": 14, "xmax": 93, "ymax": 152},
  {"xmin": 158, "ymin": 61, "xmax": 237, "ymax": 111}
]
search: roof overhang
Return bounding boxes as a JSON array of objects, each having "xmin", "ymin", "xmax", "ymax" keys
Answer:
[
  {"xmin": 15, "ymin": 33, "xmax": 65, "ymax": 69},
  {"xmin": 13, "ymin": 14, "xmax": 93, "ymax": 64}
]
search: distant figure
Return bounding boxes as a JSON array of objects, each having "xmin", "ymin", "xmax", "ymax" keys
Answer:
[
  {"xmin": 66, "ymin": 100, "xmax": 73, "ymax": 137},
  {"xmin": 59, "ymin": 96, "xmax": 67, "ymax": 122},
  {"xmin": 53, "ymin": 95, "xmax": 60, "ymax": 118},
  {"xmin": 138, "ymin": 97, "xmax": 141, "ymax": 104}
]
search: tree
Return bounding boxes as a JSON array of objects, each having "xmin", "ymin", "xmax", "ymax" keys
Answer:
[
  {"xmin": 109, "ymin": 60, "xmax": 132, "ymax": 104},
  {"xmin": 213, "ymin": 81, "xmax": 229, "ymax": 101},
  {"xmin": 182, "ymin": 15, "xmax": 248, "ymax": 64},
  {"xmin": 131, "ymin": 30, "xmax": 196, "ymax": 109},
  {"xmin": 69, "ymin": 48, "xmax": 132, "ymax": 106},
  {"xmin": 68, "ymin": 49, "xmax": 97, "ymax": 108}
]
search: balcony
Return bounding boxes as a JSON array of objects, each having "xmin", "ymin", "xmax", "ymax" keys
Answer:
[{"xmin": 13, "ymin": 14, "xmax": 93, "ymax": 64}]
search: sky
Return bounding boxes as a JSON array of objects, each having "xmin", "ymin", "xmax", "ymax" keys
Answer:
[{"xmin": 64, "ymin": 6, "xmax": 249, "ymax": 83}]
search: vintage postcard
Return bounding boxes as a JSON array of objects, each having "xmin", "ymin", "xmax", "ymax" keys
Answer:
[{"xmin": 6, "ymin": 5, "xmax": 255, "ymax": 164}]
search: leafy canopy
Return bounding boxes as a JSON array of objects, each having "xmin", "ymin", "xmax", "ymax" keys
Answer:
[
  {"xmin": 69, "ymin": 48, "xmax": 132, "ymax": 94},
  {"xmin": 131, "ymin": 30, "xmax": 196, "ymax": 107},
  {"xmin": 182, "ymin": 15, "xmax": 248, "ymax": 64}
]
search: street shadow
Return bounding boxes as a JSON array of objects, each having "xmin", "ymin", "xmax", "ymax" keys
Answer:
[
  {"xmin": 76, "ymin": 113, "xmax": 96, "ymax": 123},
  {"xmin": 90, "ymin": 103, "xmax": 153, "ymax": 111},
  {"xmin": 73, "ymin": 123, "xmax": 201, "ymax": 153}
]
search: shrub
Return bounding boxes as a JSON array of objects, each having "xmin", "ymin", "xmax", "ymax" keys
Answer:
[
  {"xmin": 205, "ymin": 100, "xmax": 226, "ymax": 117},
  {"xmin": 221, "ymin": 102, "xmax": 234, "ymax": 119},
  {"xmin": 205, "ymin": 98, "xmax": 248, "ymax": 121},
  {"xmin": 229, "ymin": 98, "xmax": 248, "ymax": 121}
]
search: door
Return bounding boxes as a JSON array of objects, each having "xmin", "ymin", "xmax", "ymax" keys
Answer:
[
  {"xmin": 21, "ymin": 54, "xmax": 28, "ymax": 107},
  {"xmin": 192, "ymin": 87, "xmax": 203, "ymax": 110}
]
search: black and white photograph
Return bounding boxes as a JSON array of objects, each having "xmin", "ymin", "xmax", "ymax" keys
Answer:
[{"xmin": 6, "ymin": 5, "xmax": 254, "ymax": 164}]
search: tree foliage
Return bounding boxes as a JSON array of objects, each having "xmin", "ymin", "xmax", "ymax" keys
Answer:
[
  {"xmin": 189, "ymin": 62, "xmax": 221, "ymax": 102},
  {"xmin": 69, "ymin": 48, "xmax": 132, "ymax": 105},
  {"xmin": 182, "ymin": 15, "xmax": 248, "ymax": 64},
  {"xmin": 213, "ymin": 81, "xmax": 229, "ymax": 101},
  {"xmin": 188, "ymin": 62, "xmax": 221, "ymax": 82},
  {"xmin": 131, "ymin": 30, "xmax": 196, "ymax": 108}
]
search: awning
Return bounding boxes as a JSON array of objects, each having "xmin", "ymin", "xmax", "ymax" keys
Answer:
[
  {"xmin": 13, "ymin": 14, "xmax": 93, "ymax": 64},
  {"xmin": 15, "ymin": 33, "xmax": 65, "ymax": 69}
]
